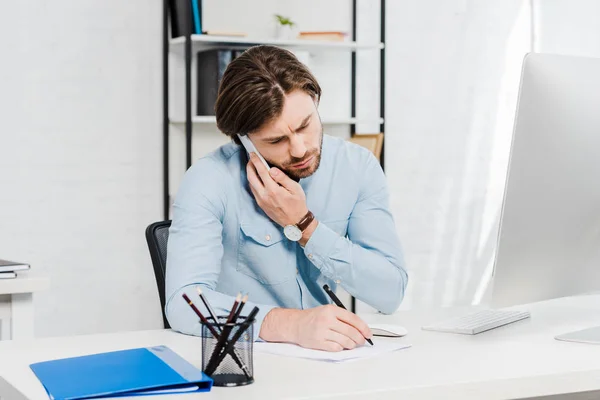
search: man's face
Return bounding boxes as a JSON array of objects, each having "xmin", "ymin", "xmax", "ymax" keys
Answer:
[{"xmin": 249, "ymin": 90, "xmax": 323, "ymax": 181}]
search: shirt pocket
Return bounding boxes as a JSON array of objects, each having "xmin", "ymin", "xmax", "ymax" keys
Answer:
[{"xmin": 237, "ymin": 217, "xmax": 295, "ymax": 285}]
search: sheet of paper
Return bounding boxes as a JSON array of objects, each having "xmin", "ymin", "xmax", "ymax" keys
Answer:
[{"xmin": 254, "ymin": 340, "xmax": 411, "ymax": 363}]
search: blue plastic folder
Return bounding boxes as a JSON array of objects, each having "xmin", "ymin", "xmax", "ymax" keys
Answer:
[{"xmin": 30, "ymin": 345, "xmax": 213, "ymax": 399}]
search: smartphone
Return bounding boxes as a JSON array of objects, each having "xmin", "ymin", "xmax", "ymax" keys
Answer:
[{"xmin": 238, "ymin": 134, "xmax": 270, "ymax": 171}]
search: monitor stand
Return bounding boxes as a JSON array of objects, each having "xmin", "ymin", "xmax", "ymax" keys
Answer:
[{"xmin": 555, "ymin": 326, "xmax": 600, "ymax": 345}]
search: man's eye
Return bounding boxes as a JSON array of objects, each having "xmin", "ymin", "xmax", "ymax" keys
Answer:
[{"xmin": 269, "ymin": 138, "xmax": 283, "ymax": 144}]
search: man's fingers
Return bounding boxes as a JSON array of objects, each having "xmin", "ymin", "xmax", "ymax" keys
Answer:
[
  {"xmin": 269, "ymin": 167, "xmax": 299, "ymax": 192},
  {"xmin": 322, "ymin": 340, "xmax": 344, "ymax": 352},
  {"xmin": 248, "ymin": 180, "xmax": 260, "ymax": 201},
  {"xmin": 326, "ymin": 330, "xmax": 357, "ymax": 350},
  {"xmin": 250, "ymin": 153, "xmax": 279, "ymax": 191},
  {"xmin": 331, "ymin": 320, "xmax": 366, "ymax": 347},
  {"xmin": 246, "ymin": 161, "xmax": 264, "ymax": 194},
  {"xmin": 335, "ymin": 308, "xmax": 372, "ymax": 340}
]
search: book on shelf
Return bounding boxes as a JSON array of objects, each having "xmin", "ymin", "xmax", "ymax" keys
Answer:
[
  {"xmin": 0, "ymin": 272, "xmax": 17, "ymax": 279},
  {"xmin": 0, "ymin": 259, "xmax": 30, "ymax": 273},
  {"xmin": 202, "ymin": 31, "xmax": 247, "ymax": 37},
  {"xmin": 297, "ymin": 31, "xmax": 348, "ymax": 42},
  {"xmin": 191, "ymin": 0, "xmax": 202, "ymax": 34},
  {"xmin": 169, "ymin": 0, "xmax": 203, "ymax": 38},
  {"xmin": 197, "ymin": 49, "xmax": 243, "ymax": 115}
]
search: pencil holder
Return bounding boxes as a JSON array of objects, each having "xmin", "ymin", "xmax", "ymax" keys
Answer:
[{"xmin": 201, "ymin": 316, "xmax": 254, "ymax": 387}]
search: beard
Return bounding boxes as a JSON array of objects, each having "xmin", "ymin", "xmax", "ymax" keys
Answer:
[{"xmin": 276, "ymin": 131, "xmax": 324, "ymax": 181}]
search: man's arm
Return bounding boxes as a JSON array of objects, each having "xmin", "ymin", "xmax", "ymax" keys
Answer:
[
  {"xmin": 245, "ymin": 154, "xmax": 373, "ymax": 350},
  {"xmin": 302, "ymin": 151, "xmax": 408, "ymax": 314},
  {"xmin": 165, "ymin": 159, "xmax": 275, "ymax": 340}
]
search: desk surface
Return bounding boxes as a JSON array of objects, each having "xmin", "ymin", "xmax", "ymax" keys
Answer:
[
  {"xmin": 1, "ymin": 295, "xmax": 600, "ymax": 400},
  {"xmin": 0, "ymin": 276, "xmax": 49, "ymax": 295}
]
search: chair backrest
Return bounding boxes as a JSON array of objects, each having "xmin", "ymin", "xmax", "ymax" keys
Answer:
[
  {"xmin": 348, "ymin": 133, "xmax": 384, "ymax": 161},
  {"xmin": 145, "ymin": 220, "xmax": 172, "ymax": 329}
]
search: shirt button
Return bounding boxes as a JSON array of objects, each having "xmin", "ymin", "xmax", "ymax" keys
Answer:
[
  {"xmin": 265, "ymin": 234, "xmax": 271, "ymax": 241},
  {"xmin": 308, "ymin": 254, "xmax": 313, "ymax": 259},
  {"xmin": 296, "ymin": 269, "xmax": 299, "ymax": 274}
]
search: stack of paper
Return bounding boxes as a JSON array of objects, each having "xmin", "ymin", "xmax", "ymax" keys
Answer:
[{"xmin": 255, "ymin": 340, "xmax": 411, "ymax": 363}]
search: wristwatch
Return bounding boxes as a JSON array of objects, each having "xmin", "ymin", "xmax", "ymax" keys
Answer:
[{"xmin": 284, "ymin": 211, "xmax": 315, "ymax": 242}]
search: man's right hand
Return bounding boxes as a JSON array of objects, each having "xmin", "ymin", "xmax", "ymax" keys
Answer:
[{"xmin": 259, "ymin": 305, "xmax": 373, "ymax": 352}]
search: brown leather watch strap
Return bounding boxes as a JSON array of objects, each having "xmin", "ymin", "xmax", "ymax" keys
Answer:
[{"xmin": 296, "ymin": 211, "xmax": 315, "ymax": 232}]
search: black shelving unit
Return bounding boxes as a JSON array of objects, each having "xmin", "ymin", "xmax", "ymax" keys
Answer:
[
  {"xmin": 163, "ymin": 1, "xmax": 386, "ymax": 312},
  {"xmin": 349, "ymin": 0, "xmax": 386, "ymax": 312}
]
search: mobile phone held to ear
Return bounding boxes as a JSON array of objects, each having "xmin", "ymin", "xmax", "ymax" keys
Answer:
[{"xmin": 238, "ymin": 134, "xmax": 270, "ymax": 171}]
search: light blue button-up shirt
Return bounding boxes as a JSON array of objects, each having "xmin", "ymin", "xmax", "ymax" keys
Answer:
[{"xmin": 165, "ymin": 134, "xmax": 408, "ymax": 339}]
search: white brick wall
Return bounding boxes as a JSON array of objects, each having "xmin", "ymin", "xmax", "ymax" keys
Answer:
[
  {"xmin": 385, "ymin": 0, "xmax": 533, "ymax": 309},
  {"xmin": 534, "ymin": 0, "xmax": 600, "ymax": 57},
  {"xmin": 0, "ymin": 1, "xmax": 164, "ymax": 337},
  {"xmin": 1, "ymin": 0, "xmax": 599, "ymax": 337}
]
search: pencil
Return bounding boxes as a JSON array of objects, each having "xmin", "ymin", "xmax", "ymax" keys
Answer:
[
  {"xmin": 226, "ymin": 293, "xmax": 242, "ymax": 323},
  {"xmin": 181, "ymin": 293, "xmax": 220, "ymax": 339},
  {"xmin": 196, "ymin": 287, "xmax": 220, "ymax": 330},
  {"xmin": 323, "ymin": 284, "xmax": 374, "ymax": 346},
  {"xmin": 231, "ymin": 293, "xmax": 248, "ymax": 323}
]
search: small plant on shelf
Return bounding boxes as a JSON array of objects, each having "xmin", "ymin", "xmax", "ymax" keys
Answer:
[{"xmin": 274, "ymin": 14, "xmax": 297, "ymax": 40}]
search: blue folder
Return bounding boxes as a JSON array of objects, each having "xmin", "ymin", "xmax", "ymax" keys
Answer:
[{"xmin": 30, "ymin": 345, "xmax": 212, "ymax": 399}]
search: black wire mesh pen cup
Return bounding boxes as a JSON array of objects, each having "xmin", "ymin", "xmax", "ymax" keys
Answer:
[{"xmin": 201, "ymin": 316, "xmax": 254, "ymax": 387}]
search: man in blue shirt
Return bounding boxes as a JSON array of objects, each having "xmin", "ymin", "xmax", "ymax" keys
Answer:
[{"xmin": 166, "ymin": 45, "xmax": 408, "ymax": 352}]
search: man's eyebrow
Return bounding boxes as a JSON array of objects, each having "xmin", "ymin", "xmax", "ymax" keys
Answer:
[
  {"xmin": 294, "ymin": 114, "xmax": 312, "ymax": 131},
  {"xmin": 261, "ymin": 134, "xmax": 287, "ymax": 142},
  {"xmin": 261, "ymin": 114, "xmax": 313, "ymax": 142}
]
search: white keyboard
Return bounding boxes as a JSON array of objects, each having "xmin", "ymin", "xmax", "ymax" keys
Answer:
[{"xmin": 422, "ymin": 309, "xmax": 531, "ymax": 335}]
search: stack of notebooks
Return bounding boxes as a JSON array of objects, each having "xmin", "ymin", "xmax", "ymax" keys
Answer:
[{"xmin": 0, "ymin": 259, "xmax": 30, "ymax": 280}]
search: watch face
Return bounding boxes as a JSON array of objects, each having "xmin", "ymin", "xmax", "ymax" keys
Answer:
[{"xmin": 284, "ymin": 225, "xmax": 302, "ymax": 241}]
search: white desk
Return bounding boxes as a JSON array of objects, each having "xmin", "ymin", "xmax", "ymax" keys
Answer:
[
  {"xmin": 1, "ymin": 294, "xmax": 600, "ymax": 400},
  {"xmin": 0, "ymin": 276, "xmax": 50, "ymax": 341}
]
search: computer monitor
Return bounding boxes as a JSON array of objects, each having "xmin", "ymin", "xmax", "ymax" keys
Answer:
[{"xmin": 489, "ymin": 53, "xmax": 600, "ymax": 342}]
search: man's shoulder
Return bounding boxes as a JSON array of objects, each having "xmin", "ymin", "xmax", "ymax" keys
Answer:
[
  {"xmin": 181, "ymin": 142, "xmax": 242, "ymax": 191},
  {"xmin": 188, "ymin": 142, "xmax": 241, "ymax": 174},
  {"xmin": 323, "ymin": 134, "xmax": 378, "ymax": 170}
]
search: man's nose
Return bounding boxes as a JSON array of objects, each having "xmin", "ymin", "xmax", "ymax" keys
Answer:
[{"xmin": 289, "ymin": 134, "xmax": 307, "ymax": 159}]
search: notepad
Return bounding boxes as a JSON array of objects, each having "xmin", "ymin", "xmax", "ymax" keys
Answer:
[
  {"xmin": 30, "ymin": 345, "xmax": 212, "ymax": 399},
  {"xmin": 254, "ymin": 340, "xmax": 411, "ymax": 363}
]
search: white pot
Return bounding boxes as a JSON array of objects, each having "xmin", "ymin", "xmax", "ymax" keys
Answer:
[{"xmin": 275, "ymin": 24, "xmax": 296, "ymax": 40}]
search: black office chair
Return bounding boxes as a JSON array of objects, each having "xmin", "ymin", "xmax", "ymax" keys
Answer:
[{"xmin": 145, "ymin": 220, "xmax": 172, "ymax": 329}]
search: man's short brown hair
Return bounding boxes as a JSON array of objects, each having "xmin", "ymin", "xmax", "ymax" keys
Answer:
[{"xmin": 215, "ymin": 45, "xmax": 322, "ymax": 144}]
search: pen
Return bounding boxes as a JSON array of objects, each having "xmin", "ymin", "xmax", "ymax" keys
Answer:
[{"xmin": 323, "ymin": 284, "xmax": 374, "ymax": 346}]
